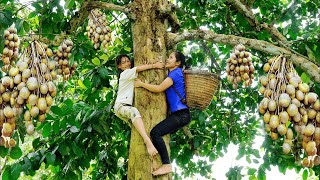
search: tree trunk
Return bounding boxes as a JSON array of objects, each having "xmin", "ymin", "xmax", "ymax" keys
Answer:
[{"xmin": 128, "ymin": 0, "xmax": 171, "ymax": 179}]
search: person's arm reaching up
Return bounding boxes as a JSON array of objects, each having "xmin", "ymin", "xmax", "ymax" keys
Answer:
[{"xmin": 136, "ymin": 61, "xmax": 164, "ymax": 73}]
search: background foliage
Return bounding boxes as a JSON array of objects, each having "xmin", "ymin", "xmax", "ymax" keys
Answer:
[{"xmin": 0, "ymin": 0, "xmax": 319, "ymax": 179}]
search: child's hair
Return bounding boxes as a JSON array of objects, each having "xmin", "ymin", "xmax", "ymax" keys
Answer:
[
  {"xmin": 115, "ymin": 54, "xmax": 132, "ymax": 72},
  {"xmin": 174, "ymin": 51, "xmax": 186, "ymax": 68},
  {"xmin": 115, "ymin": 54, "xmax": 133, "ymax": 81}
]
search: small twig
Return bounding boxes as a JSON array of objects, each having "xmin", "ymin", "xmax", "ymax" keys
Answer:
[{"xmin": 109, "ymin": 11, "xmax": 125, "ymax": 27}]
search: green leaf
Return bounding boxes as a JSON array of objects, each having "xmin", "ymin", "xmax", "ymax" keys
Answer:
[
  {"xmin": 302, "ymin": 169, "xmax": 308, "ymax": 180},
  {"xmin": 52, "ymin": 13, "xmax": 62, "ymax": 22},
  {"xmin": 78, "ymin": 80, "xmax": 87, "ymax": 89},
  {"xmin": 92, "ymin": 57, "xmax": 100, "ymax": 66},
  {"xmin": 31, "ymin": 2, "xmax": 42, "ymax": 10},
  {"xmin": 64, "ymin": 99, "xmax": 74, "ymax": 107},
  {"xmin": 51, "ymin": 106, "xmax": 63, "ymax": 115},
  {"xmin": 16, "ymin": 19, "xmax": 25, "ymax": 35},
  {"xmin": 10, "ymin": 163, "xmax": 22, "ymax": 180},
  {"xmin": 253, "ymin": 159, "xmax": 259, "ymax": 164},
  {"xmin": 124, "ymin": 46, "xmax": 131, "ymax": 52},
  {"xmin": 92, "ymin": 74, "xmax": 101, "ymax": 88},
  {"xmin": 236, "ymin": 148, "xmax": 245, "ymax": 160},
  {"xmin": 246, "ymin": 156, "xmax": 252, "ymax": 163},
  {"xmin": 71, "ymin": 142, "xmax": 83, "ymax": 157},
  {"xmin": 65, "ymin": 0, "xmax": 75, "ymax": 9},
  {"xmin": 114, "ymin": 37, "xmax": 123, "ymax": 46},
  {"xmin": 248, "ymin": 168, "xmax": 257, "ymax": 175},
  {"xmin": 99, "ymin": 54, "xmax": 109, "ymax": 63},
  {"xmin": 252, "ymin": 149, "xmax": 260, "ymax": 158},
  {"xmin": 285, "ymin": 120, "xmax": 291, "ymax": 127},
  {"xmin": 10, "ymin": 147, "xmax": 22, "ymax": 159},
  {"xmin": 0, "ymin": 146, "xmax": 9, "ymax": 158},
  {"xmin": 58, "ymin": 143, "xmax": 70, "ymax": 156},
  {"xmin": 300, "ymin": 73, "xmax": 311, "ymax": 84},
  {"xmin": 42, "ymin": 19, "xmax": 53, "ymax": 34},
  {"xmin": 199, "ymin": 112, "xmax": 206, "ymax": 124},
  {"xmin": 46, "ymin": 152, "xmax": 56, "ymax": 165},
  {"xmin": 194, "ymin": 137, "xmax": 201, "ymax": 149},
  {"xmin": 52, "ymin": 120, "xmax": 60, "ymax": 134},
  {"xmin": 66, "ymin": 171, "xmax": 77, "ymax": 179},
  {"xmin": 32, "ymin": 138, "xmax": 41, "ymax": 149},
  {"xmin": 42, "ymin": 123, "xmax": 52, "ymax": 138},
  {"xmin": 23, "ymin": 21, "xmax": 30, "ymax": 33},
  {"xmin": 98, "ymin": 67, "xmax": 109, "ymax": 79},
  {"xmin": 2, "ymin": 166, "xmax": 10, "ymax": 180},
  {"xmin": 257, "ymin": 167, "xmax": 266, "ymax": 180}
]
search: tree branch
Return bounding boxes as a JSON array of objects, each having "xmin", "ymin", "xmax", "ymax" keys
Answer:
[
  {"xmin": 227, "ymin": 0, "xmax": 287, "ymax": 42},
  {"xmin": 227, "ymin": 0, "xmax": 319, "ymax": 68},
  {"xmin": 68, "ymin": 1, "xmax": 130, "ymax": 33},
  {"xmin": 167, "ymin": 30, "xmax": 320, "ymax": 83}
]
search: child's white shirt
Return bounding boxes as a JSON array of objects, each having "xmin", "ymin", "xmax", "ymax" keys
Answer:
[{"xmin": 115, "ymin": 67, "xmax": 137, "ymax": 105}]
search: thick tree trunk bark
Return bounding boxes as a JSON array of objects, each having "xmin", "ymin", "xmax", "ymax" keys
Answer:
[{"xmin": 129, "ymin": 0, "xmax": 171, "ymax": 179}]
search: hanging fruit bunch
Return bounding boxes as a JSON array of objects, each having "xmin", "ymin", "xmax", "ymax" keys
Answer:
[
  {"xmin": 1, "ymin": 25, "xmax": 20, "ymax": 72},
  {"xmin": 226, "ymin": 44, "xmax": 255, "ymax": 89},
  {"xmin": 85, "ymin": 9, "xmax": 112, "ymax": 51},
  {"xmin": 258, "ymin": 55, "xmax": 320, "ymax": 168},
  {"xmin": 0, "ymin": 73, "xmax": 23, "ymax": 148},
  {"xmin": 53, "ymin": 39, "xmax": 76, "ymax": 80},
  {"xmin": 0, "ymin": 40, "xmax": 58, "ymax": 149}
]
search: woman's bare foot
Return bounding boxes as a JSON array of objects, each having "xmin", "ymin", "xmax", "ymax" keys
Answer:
[
  {"xmin": 152, "ymin": 164, "xmax": 172, "ymax": 176},
  {"xmin": 146, "ymin": 141, "xmax": 158, "ymax": 157}
]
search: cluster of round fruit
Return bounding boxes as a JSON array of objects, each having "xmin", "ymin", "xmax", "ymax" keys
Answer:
[
  {"xmin": 52, "ymin": 33, "xmax": 66, "ymax": 46},
  {"xmin": 53, "ymin": 39, "xmax": 76, "ymax": 80},
  {"xmin": 226, "ymin": 44, "xmax": 255, "ymax": 89},
  {"xmin": 84, "ymin": 9, "xmax": 112, "ymax": 51},
  {"xmin": 0, "ymin": 41, "xmax": 58, "ymax": 148},
  {"xmin": 258, "ymin": 55, "xmax": 320, "ymax": 167},
  {"xmin": 1, "ymin": 25, "xmax": 20, "ymax": 71}
]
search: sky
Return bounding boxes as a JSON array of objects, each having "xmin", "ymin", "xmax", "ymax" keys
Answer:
[{"xmin": 15, "ymin": 0, "xmax": 311, "ymax": 179}]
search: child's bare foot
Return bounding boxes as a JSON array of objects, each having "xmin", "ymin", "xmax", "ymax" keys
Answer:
[
  {"xmin": 152, "ymin": 164, "xmax": 172, "ymax": 176},
  {"xmin": 146, "ymin": 142, "xmax": 158, "ymax": 157}
]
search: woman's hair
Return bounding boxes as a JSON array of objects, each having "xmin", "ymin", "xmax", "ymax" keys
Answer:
[{"xmin": 174, "ymin": 51, "xmax": 186, "ymax": 68}]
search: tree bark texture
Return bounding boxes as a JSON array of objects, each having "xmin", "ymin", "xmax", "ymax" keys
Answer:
[{"xmin": 129, "ymin": 0, "xmax": 171, "ymax": 179}]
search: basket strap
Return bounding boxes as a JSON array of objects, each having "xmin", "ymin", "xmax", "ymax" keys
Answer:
[{"xmin": 172, "ymin": 84, "xmax": 188, "ymax": 106}]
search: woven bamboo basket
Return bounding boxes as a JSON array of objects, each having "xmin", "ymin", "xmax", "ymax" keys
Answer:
[{"xmin": 184, "ymin": 69, "xmax": 220, "ymax": 110}]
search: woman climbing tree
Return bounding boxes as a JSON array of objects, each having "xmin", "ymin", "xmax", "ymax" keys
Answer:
[{"xmin": 135, "ymin": 51, "xmax": 191, "ymax": 176}]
